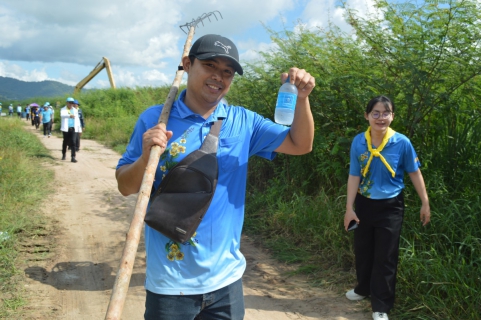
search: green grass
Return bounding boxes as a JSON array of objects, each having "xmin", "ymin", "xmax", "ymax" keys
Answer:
[
  {"xmin": 0, "ymin": 118, "xmax": 55, "ymax": 318},
  {"xmin": 70, "ymin": 86, "xmax": 175, "ymax": 152},
  {"xmin": 394, "ymin": 198, "xmax": 481, "ymax": 319}
]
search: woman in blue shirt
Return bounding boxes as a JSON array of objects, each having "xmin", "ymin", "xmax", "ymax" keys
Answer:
[{"xmin": 343, "ymin": 96, "xmax": 431, "ymax": 320}]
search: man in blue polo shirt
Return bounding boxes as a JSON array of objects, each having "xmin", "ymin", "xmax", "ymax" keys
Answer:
[
  {"xmin": 116, "ymin": 34, "xmax": 316, "ymax": 320},
  {"xmin": 40, "ymin": 102, "xmax": 54, "ymax": 137}
]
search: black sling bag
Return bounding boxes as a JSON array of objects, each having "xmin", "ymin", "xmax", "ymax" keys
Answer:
[{"xmin": 145, "ymin": 120, "xmax": 222, "ymax": 243}]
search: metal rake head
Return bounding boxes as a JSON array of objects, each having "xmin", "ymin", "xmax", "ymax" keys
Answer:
[{"xmin": 179, "ymin": 11, "xmax": 223, "ymax": 34}]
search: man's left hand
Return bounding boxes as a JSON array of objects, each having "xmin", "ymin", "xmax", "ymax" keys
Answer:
[{"xmin": 281, "ymin": 68, "xmax": 316, "ymax": 99}]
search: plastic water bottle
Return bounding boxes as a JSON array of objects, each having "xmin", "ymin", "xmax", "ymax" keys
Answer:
[{"xmin": 274, "ymin": 76, "xmax": 298, "ymax": 125}]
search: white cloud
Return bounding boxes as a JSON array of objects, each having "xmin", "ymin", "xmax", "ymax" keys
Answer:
[
  {"xmin": 239, "ymin": 40, "xmax": 279, "ymax": 63},
  {"xmin": 300, "ymin": 0, "xmax": 380, "ymax": 33},
  {"xmin": 0, "ymin": 61, "xmax": 48, "ymax": 81},
  {"xmin": 0, "ymin": 0, "xmax": 377, "ymax": 88},
  {"xmin": 142, "ymin": 70, "xmax": 170, "ymax": 83},
  {"xmin": 58, "ymin": 69, "xmax": 82, "ymax": 86}
]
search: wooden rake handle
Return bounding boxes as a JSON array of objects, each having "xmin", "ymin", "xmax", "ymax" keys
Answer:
[{"xmin": 104, "ymin": 26, "xmax": 196, "ymax": 320}]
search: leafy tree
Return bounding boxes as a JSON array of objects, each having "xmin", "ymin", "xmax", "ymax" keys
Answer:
[{"xmin": 228, "ymin": 0, "xmax": 481, "ymax": 196}]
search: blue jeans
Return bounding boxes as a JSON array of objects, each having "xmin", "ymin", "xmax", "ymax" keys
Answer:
[{"xmin": 144, "ymin": 278, "xmax": 245, "ymax": 320}]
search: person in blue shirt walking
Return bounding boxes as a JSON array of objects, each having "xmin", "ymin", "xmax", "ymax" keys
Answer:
[
  {"xmin": 343, "ymin": 95, "xmax": 431, "ymax": 320},
  {"xmin": 25, "ymin": 105, "xmax": 30, "ymax": 121},
  {"xmin": 40, "ymin": 102, "xmax": 54, "ymax": 137},
  {"xmin": 16, "ymin": 104, "xmax": 22, "ymax": 118},
  {"xmin": 116, "ymin": 34, "xmax": 315, "ymax": 320}
]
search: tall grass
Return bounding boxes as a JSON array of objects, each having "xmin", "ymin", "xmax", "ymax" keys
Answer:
[
  {"xmin": 0, "ymin": 118, "xmax": 55, "ymax": 317},
  {"xmin": 73, "ymin": 86, "xmax": 176, "ymax": 153},
  {"xmin": 396, "ymin": 197, "xmax": 481, "ymax": 319}
]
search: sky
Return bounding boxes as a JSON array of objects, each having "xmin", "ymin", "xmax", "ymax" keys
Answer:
[{"xmin": 0, "ymin": 0, "xmax": 378, "ymax": 90}]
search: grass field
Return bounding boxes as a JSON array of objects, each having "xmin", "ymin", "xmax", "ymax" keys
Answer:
[{"xmin": 0, "ymin": 118, "xmax": 55, "ymax": 318}]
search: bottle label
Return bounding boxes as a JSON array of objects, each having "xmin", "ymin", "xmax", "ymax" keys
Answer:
[{"xmin": 276, "ymin": 92, "xmax": 297, "ymax": 110}]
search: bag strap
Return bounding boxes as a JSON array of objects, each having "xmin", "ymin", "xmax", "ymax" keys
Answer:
[{"xmin": 200, "ymin": 119, "xmax": 223, "ymax": 154}]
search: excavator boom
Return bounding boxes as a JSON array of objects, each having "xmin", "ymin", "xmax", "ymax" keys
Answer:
[{"xmin": 73, "ymin": 57, "xmax": 116, "ymax": 95}]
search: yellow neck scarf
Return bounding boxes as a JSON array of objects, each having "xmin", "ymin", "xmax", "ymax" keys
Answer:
[{"xmin": 362, "ymin": 127, "xmax": 396, "ymax": 178}]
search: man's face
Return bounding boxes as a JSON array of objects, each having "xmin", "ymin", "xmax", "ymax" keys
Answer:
[
  {"xmin": 183, "ymin": 56, "xmax": 235, "ymax": 111},
  {"xmin": 67, "ymin": 102, "xmax": 75, "ymax": 109}
]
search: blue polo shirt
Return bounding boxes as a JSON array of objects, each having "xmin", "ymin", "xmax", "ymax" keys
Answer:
[
  {"xmin": 117, "ymin": 90, "xmax": 290, "ymax": 295},
  {"xmin": 349, "ymin": 131, "xmax": 420, "ymax": 199},
  {"xmin": 40, "ymin": 108, "xmax": 53, "ymax": 123}
]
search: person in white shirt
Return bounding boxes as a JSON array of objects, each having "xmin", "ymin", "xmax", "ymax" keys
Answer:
[{"xmin": 60, "ymin": 97, "xmax": 81, "ymax": 163}]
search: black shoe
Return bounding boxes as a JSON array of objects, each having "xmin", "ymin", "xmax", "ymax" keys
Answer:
[
  {"xmin": 62, "ymin": 154, "xmax": 66, "ymax": 160},
  {"xmin": 71, "ymin": 157, "xmax": 78, "ymax": 163}
]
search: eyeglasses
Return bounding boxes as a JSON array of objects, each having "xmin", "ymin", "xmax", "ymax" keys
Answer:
[{"xmin": 370, "ymin": 111, "xmax": 392, "ymax": 119}]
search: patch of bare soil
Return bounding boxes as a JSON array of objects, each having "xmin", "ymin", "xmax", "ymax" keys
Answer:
[{"xmin": 17, "ymin": 123, "xmax": 370, "ymax": 320}]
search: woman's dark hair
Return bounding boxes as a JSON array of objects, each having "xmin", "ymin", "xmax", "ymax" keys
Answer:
[{"xmin": 365, "ymin": 95, "xmax": 395, "ymax": 114}]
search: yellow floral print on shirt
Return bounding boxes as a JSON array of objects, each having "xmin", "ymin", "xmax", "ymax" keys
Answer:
[
  {"xmin": 358, "ymin": 151, "xmax": 374, "ymax": 198},
  {"xmin": 165, "ymin": 232, "xmax": 199, "ymax": 262},
  {"xmin": 158, "ymin": 127, "xmax": 194, "ymax": 176}
]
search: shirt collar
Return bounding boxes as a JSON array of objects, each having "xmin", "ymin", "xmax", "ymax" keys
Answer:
[{"xmin": 175, "ymin": 90, "xmax": 227, "ymax": 122}]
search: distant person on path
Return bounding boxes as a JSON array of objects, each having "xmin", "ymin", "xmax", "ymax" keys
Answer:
[
  {"xmin": 0, "ymin": 103, "xmax": 2, "ymax": 116},
  {"xmin": 60, "ymin": 97, "xmax": 81, "ymax": 163},
  {"xmin": 16, "ymin": 104, "xmax": 22, "ymax": 118},
  {"xmin": 30, "ymin": 107, "xmax": 36, "ymax": 125},
  {"xmin": 48, "ymin": 104, "xmax": 55, "ymax": 131},
  {"xmin": 8, "ymin": 104, "xmax": 13, "ymax": 116},
  {"xmin": 25, "ymin": 105, "xmax": 30, "ymax": 121},
  {"xmin": 32, "ymin": 107, "xmax": 41, "ymax": 129},
  {"xmin": 40, "ymin": 102, "xmax": 54, "ymax": 137},
  {"xmin": 116, "ymin": 34, "xmax": 316, "ymax": 320},
  {"xmin": 343, "ymin": 95, "xmax": 431, "ymax": 320},
  {"xmin": 74, "ymin": 100, "xmax": 84, "ymax": 152}
]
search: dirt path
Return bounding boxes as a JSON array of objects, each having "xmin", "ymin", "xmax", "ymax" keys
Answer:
[{"xmin": 19, "ymin": 123, "xmax": 369, "ymax": 320}]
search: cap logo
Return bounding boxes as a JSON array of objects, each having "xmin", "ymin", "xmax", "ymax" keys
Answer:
[{"xmin": 214, "ymin": 41, "xmax": 231, "ymax": 54}]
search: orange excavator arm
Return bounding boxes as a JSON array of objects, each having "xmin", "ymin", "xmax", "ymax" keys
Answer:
[{"xmin": 73, "ymin": 57, "xmax": 116, "ymax": 95}]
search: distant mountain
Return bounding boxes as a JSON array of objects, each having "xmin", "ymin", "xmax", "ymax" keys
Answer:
[{"xmin": 0, "ymin": 76, "xmax": 76, "ymax": 101}]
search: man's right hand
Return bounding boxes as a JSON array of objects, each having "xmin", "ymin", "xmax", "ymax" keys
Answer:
[
  {"xmin": 116, "ymin": 124, "xmax": 173, "ymax": 196},
  {"xmin": 141, "ymin": 124, "xmax": 173, "ymax": 164}
]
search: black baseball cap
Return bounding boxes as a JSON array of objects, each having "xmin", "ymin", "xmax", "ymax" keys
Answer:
[{"xmin": 189, "ymin": 34, "xmax": 243, "ymax": 75}]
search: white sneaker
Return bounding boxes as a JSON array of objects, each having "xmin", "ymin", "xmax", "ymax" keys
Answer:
[
  {"xmin": 345, "ymin": 289, "xmax": 366, "ymax": 301},
  {"xmin": 372, "ymin": 312, "xmax": 389, "ymax": 320}
]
